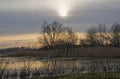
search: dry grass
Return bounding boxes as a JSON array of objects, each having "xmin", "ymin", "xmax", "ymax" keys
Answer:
[{"xmin": 2, "ymin": 47, "xmax": 120, "ymax": 58}]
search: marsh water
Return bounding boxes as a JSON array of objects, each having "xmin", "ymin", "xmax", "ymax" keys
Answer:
[{"xmin": 0, "ymin": 57, "xmax": 120, "ymax": 79}]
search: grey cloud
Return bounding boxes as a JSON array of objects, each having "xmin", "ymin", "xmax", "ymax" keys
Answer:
[{"xmin": 0, "ymin": 0, "xmax": 120, "ymax": 35}]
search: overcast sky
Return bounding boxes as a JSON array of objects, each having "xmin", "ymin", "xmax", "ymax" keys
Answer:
[{"xmin": 0, "ymin": 0, "xmax": 120, "ymax": 35}]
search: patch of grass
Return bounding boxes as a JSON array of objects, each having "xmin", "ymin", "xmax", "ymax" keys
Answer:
[
  {"xmin": 1, "ymin": 47, "xmax": 120, "ymax": 58},
  {"xmin": 29, "ymin": 73, "xmax": 120, "ymax": 79},
  {"xmin": 58, "ymin": 73, "xmax": 120, "ymax": 79}
]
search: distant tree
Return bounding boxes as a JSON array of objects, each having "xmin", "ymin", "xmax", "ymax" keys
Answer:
[
  {"xmin": 63, "ymin": 27, "xmax": 78, "ymax": 46},
  {"xmin": 38, "ymin": 21, "xmax": 78, "ymax": 48},
  {"xmin": 97, "ymin": 24, "xmax": 107, "ymax": 46},
  {"xmin": 92, "ymin": 22, "xmax": 120, "ymax": 47},
  {"xmin": 86, "ymin": 27, "xmax": 99, "ymax": 46},
  {"xmin": 106, "ymin": 23, "xmax": 120, "ymax": 46},
  {"xmin": 80, "ymin": 22, "xmax": 120, "ymax": 47}
]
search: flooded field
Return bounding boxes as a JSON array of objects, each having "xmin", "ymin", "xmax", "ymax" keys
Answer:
[{"xmin": 0, "ymin": 57, "xmax": 120, "ymax": 79}]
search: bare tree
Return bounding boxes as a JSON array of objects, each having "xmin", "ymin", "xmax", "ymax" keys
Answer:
[
  {"xmin": 97, "ymin": 24, "xmax": 107, "ymax": 46},
  {"xmin": 86, "ymin": 27, "xmax": 99, "ymax": 46},
  {"xmin": 103, "ymin": 23, "xmax": 120, "ymax": 46},
  {"xmin": 81, "ymin": 24, "xmax": 109, "ymax": 46},
  {"xmin": 39, "ymin": 21, "xmax": 77, "ymax": 48},
  {"xmin": 63, "ymin": 27, "xmax": 78, "ymax": 46},
  {"xmin": 39, "ymin": 21, "xmax": 63, "ymax": 48},
  {"xmin": 109, "ymin": 23, "xmax": 120, "ymax": 46}
]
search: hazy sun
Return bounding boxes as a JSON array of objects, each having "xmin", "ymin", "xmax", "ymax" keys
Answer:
[{"xmin": 59, "ymin": 9, "xmax": 67, "ymax": 17}]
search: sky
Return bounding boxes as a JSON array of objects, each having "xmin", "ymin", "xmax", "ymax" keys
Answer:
[
  {"xmin": 0, "ymin": 33, "xmax": 40, "ymax": 49},
  {"xmin": 0, "ymin": 0, "xmax": 120, "ymax": 48}
]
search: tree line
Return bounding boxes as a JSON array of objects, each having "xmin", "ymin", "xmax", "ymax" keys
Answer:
[
  {"xmin": 38, "ymin": 21, "xmax": 77, "ymax": 49},
  {"xmin": 39, "ymin": 21, "xmax": 120, "ymax": 49},
  {"xmin": 81, "ymin": 23, "xmax": 120, "ymax": 47}
]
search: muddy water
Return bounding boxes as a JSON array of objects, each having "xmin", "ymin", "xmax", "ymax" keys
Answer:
[{"xmin": 0, "ymin": 57, "xmax": 120, "ymax": 79}]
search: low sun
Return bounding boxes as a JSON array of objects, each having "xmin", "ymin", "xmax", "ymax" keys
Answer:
[{"xmin": 59, "ymin": 9, "xmax": 68, "ymax": 17}]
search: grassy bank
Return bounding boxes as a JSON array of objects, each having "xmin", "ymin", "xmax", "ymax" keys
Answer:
[
  {"xmin": 29, "ymin": 73, "xmax": 120, "ymax": 79},
  {"xmin": 1, "ymin": 47, "xmax": 120, "ymax": 58}
]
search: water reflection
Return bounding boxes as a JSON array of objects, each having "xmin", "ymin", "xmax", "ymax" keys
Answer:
[{"xmin": 0, "ymin": 57, "xmax": 120, "ymax": 79}]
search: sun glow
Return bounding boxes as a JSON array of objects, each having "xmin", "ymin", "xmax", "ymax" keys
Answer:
[
  {"xmin": 59, "ymin": 9, "xmax": 68, "ymax": 17},
  {"xmin": 57, "ymin": 0, "xmax": 69, "ymax": 18}
]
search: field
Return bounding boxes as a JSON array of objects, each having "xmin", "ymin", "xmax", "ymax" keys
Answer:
[
  {"xmin": 29, "ymin": 73, "xmax": 120, "ymax": 79},
  {"xmin": 1, "ymin": 47, "xmax": 120, "ymax": 58},
  {"xmin": 0, "ymin": 47, "xmax": 120, "ymax": 79}
]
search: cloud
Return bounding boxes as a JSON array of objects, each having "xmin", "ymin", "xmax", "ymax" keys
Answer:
[
  {"xmin": 0, "ymin": 0, "xmax": 120, "ymax": 34},
  {"xmin": 0, "ymin": 0, "xmax": 120, "ymax": 49}
]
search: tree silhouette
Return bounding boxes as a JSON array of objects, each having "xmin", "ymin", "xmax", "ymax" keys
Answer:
[
  {"xmin": 86, "ymin": 27, "xmax": 99, "ymax": 46},
  {"xmin": 39, "ymin": 21, "xmax": 77, "ymax": 48},
  {"xmin": 108, "ymin": 23, "xmax": 120, "ymax": 46},
  {"xmin": 97, "ymin": 24, "xmax": 107, "ymax": 46}
]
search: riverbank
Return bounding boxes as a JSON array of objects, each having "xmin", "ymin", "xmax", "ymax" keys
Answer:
[
  {"xmin": 0, "ymin": 57, "xmax": 120, "ymax": 79},
  {"xmin": 0, "ymin": 47, "xmax": 120, "ymax": 58},
  {"xmin": 30, "ymin": 73, "xmax": 120, "ymax": 79}
]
